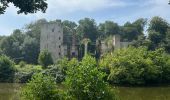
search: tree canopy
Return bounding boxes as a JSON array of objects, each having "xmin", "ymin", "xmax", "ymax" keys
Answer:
[
  {"xmin": 1, "ymin": 16, "xmax": 170, "ymax": 63},
  {"xmin": 0, "ymin": 0, "xmax": 47, "ymax": 14}
]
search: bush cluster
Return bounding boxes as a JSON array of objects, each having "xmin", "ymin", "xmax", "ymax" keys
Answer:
[
  {"xmin": 15, "ymin": 65, "xmax": 42, "ymax": 83},
  {"xmin": 38, "ymin": 50, "xmax": 53, "ymax": 68},
  {"xmin": 0, "ymin": 55, "xmax": 15, "ymax": 82},
  {"xmin": 100, "ymin": 47, "xmax": 170, "ymax": 85},
  {"xmin": 21, "ymin": 55, "xmax": 118, "ymax": 100},
  {"xmin": 21, "ymin": 73, "xmax": 64, "ymax": 100},
  {"xmin": 65, "ymin": 55, "xmax": 117, "ymax": 100}
]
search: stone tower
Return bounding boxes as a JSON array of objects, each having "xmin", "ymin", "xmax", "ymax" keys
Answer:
[{"xmin": 40, "ymin": 20, "xmax": 64, "ymax": 61}]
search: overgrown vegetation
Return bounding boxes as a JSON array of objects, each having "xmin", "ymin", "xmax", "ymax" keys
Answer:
[
  {"xmin": 21, "ymin": 55, "xmax": 118, "ymax": 100},
  {"xmin": 21, "ymin": 73, "xmax": 64, "ymax": 100},
  {"xmin": 64, "ymin": 55, "xmax": 117, "ymax": 100},
  {"xmin": 100, "ymin": 47, "xmax": 170, "ymax": 85},
  {"xmin": 0, "ymin": 16, "xmax": 170, "ymax": 99},
  {"xmin": 0, "ymin": 55, "xmax": 15, "ymax": 82},
  {"xmin": 15, "ymin": 64, "xmax": 42, "ymax": 83},
  {"xmin": 38, "ymin": 50, "xmax": 53, "ymax": 68}
]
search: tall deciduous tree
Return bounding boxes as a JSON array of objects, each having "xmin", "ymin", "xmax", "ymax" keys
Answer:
[
  {"xmin": 0, "ymin": 29, "xmax": 24, "ymax": 62},
  {"xmin": 77, "ymin": 18, "xmax": 98, "ymax": 42},
  {"xmin": 148, "ymin": 16, "xmax": 169, "ymax": 35},
  {"xmin": 98, "ymin": 21, "xmax": 120, "ymax": 38},
  {"xmin": 38, "ymin": 50, "xmax": 53, "ymax": 69},
  {"xmin": 0, "ymin": 0, "xmax": 47, "ymax": 14},
  {"xmin": 121, "ymin": 18, "xmax": 147, "ymax": 41},
  {"xmin": 148, "ymin": 16, "xmax": 169, "ymax": 50}
]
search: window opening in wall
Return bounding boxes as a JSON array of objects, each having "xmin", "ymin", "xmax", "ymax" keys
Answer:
[
  {"xmin": 72, "ymin": 52, "xmax": 75, "ymax": 56},
  {"xmin": 59, "ymin": 45, "xmax": 61, "ymax": 48},
  {"xmin": 59, "ymin": 52, "xmax": 61, "ymax": 56},
  {"xmin": 59, "ymin": 37, "xmax": 61, "ymax": 40},
  {"xmin": 52, "ymin": 28, "xmax": 55, "ymax": 32}
]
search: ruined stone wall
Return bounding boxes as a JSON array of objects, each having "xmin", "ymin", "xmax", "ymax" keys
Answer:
[{"xmin": 40, "ymin": 21, "xmax": 64, "ymax": 61}]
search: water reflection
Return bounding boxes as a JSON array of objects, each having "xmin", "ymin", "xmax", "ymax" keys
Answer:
[
  {"xmin": 0, "ymin": 83, "xmax": 170, "ymax": 100},
  {"xmin": 118, "ymin": 87, "xmax": 170, "ymax": 100},
  {"xmin": 0, "ymin": 83, "xmax": 22, "ymax": 100}
]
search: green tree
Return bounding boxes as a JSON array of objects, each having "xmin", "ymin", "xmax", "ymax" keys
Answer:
[
  {"xmin": 98, "ymin": 21, "xmax": 120, "ymax": 37},
  {"xmin": 0, "ymin": 0, "xmax": 47, "ymax": 14},
  {"xmin": 164, "ymin": 29, "xmax": 170, "ymax": 53},
  {"xmin": 38, "ymin": 50, "xmax": 53, "ymax": 68},
  {"xmin": 21, "ymin": 73, "xmax": 63, "ymax": 100},
  {"xmin": 131, "ymin": 35, "xmax": 151, "ymax": 48},
  {"xmin": 121, "ymin": 18, "xmax": 147, "ymax": 41},
  {"xmin": 0, "ymin": 29, "xmax": 24, "ymax": 62},
  {"xmin": 147, "ymin": 16, "xmax": 169, "ymax": 51},
  {"xmin": 62, "ymin": 20, "xmax": 77, "ymax": 29},
  {"xmin": 21, "ymin": 36, "xmax": 39, "ymax": 64},
  {"xmin": 65, "ymin": 55, "xmax": 117, "ymax": 100},
  {"xmin": 0, "ymin": 55, "xmax": 15, "ymax": 82},
  {"xmin": 77, "ymin": 18, "xmax": 98, "ymax": 41},
  {"xmin": 148, "ymin": 16, "xmax": 169, "ymax": 34}
]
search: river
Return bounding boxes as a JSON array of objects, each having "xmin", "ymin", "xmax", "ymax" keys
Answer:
[{"xmin": 0, "ymin": 83, "xmax": 170, "ymax": 100}]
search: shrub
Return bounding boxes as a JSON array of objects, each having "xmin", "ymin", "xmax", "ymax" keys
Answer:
[
  {"xmin": 21, "ymin": 73, "xmax": 64, "ymax": 100},
  {"xmin": 65, "ymin": 55, "xmax": 117, "ymax": 100},
  {"xmin": 42, "ymin": 65, "xmax": 65, "ymax": 83},
  {"xmin": 55, "ymin": 57, "xmax": 69, "ymax": 74},
  {"xmin": 19, "ymin": 61, "xmax": 26, "ymax": 68},
  {"xmin": 100, "ymin": 47, "xmax": 170, "ymax": 85},
  {"xmin": 0, "ymin": 55, "xmax": 15, "ymax": 82},
  {"xmin": 15, "ymin": 65, "xmax": 42, "ymax": 83},
  {"xmin": 38, "ymin": 50, "xmax": 53, "ymax": 69}
]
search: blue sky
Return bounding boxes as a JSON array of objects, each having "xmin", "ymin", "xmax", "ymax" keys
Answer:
[{"xmin": 0, "ymin": 0, "xmax": 170, "ymax": 35}]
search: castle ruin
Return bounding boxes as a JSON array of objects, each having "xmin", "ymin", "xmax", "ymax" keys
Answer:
[{"xmin": 40, "ymin": 20, "xmax": 131, "ymax": 61}]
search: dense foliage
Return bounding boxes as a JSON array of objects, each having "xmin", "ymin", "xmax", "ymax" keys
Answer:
[
  {"xmin": 15, "ymin": 64, "xmax": 42, "ymax": 83},
  {"xmin": 0, "ymin": 19, "xmax": 46, "ymax": 64},
  {"xmin": 132, "ymin": 17, "xmax": 170, "ymax": 53},
  {"xmin": 0, "ymin": 16, "xmax": 170, "ymax": 87},
  {"xmin": 42, "ymin": 65, "xmax": 65, "ymax": 83},
  {"xmin": 100, "ymin": 47, "xmax": 170, "ymax": 85},
  {"xmin": 65, "ymin": 55, "xmax": 117, "ymax": 100},
  {"xmin": 0, "ymin": 0, "xmax": 47, "ymax": 14},
  {"xmin": 38, "ymin": 50, "xmax": 53, "ymax": 68},
  {"xmin": 21, "ymin": 73, "xmax": 63, "ymax": 100},
  {"xmin": 21, "ymin": 56, "xmax": 118, "ymax": 100},
  {"xmin": 0, "ymin": 55, "xmax": 15, "ymax": 82}
]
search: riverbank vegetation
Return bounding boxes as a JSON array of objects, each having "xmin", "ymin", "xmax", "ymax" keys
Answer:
[
  {"xmin": 100, "ymin": 47, "xmax": 170, "ymax": 85},
  {"xmin": 0, "ymin": 16, "xmax": 170, "ymax": 99},
  {"xmin": 21, "ymin": 55, "xmax": 118, "ymax": 100}
]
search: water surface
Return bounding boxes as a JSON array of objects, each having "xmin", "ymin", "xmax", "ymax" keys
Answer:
[
  {"xmin": 0, "ymin": 83, "xmax": 170, "ymax": 100},
  {"xmin": 117, "ymin": 86, "xmax": 170, "ymax": 100}
]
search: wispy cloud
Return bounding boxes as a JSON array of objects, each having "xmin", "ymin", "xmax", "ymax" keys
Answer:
[
  {"xmin": 34, "ymin": 0, "xmax": 133, "ymax": 19},
  {"xmin": 0, "ymin": 0, "xmax": 170, "ymax": 35},
  {"xmin": 47, "ymin": 0, "xmax": 129, "ymax": 12}
]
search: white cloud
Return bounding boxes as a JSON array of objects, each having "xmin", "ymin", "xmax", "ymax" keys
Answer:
[
  {"xmin": 33, "ymin": 0, "xmax": 132, "ymax": 19},
  {"xmin": 47, "ymin": 0, "xmax": 127, "ymax": 12},
  {"xmin": 1, "ymin": 0, "xmax": 170, "ymax": 35}
]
